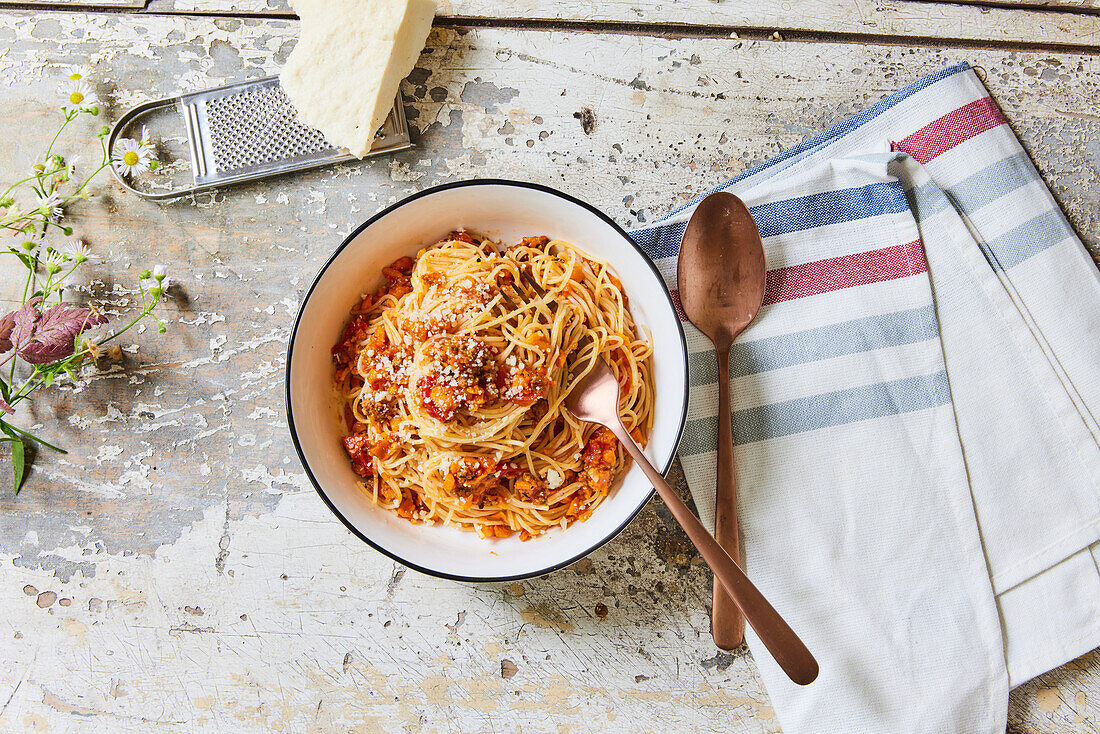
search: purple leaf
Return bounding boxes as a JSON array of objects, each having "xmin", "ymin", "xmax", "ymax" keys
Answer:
[
  {"xmin": 16, "ymin": 302, "xmax": 107, "ymax": 365},
  {"xmin": 0, "ymin": 310, "xmax": 15, "ymax": 354},
  {"xmin": 1, "ymin": 297, "xmax": 44, "ymax": 355},
  {"xmin": 0, "ymin": 397, "xmax": 12, "ymax": 415},
  {"xmin": 11, "ymin": 297, "xmax": 41, "ymax": 352}
]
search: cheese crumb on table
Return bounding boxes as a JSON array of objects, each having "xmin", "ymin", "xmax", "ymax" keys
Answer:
[{"xmin": 281, "ymin": 0, "xmax": 436, "ymax": 158}]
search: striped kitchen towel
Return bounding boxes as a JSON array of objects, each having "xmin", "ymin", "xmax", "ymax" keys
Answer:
[{"xmin": 630, "ymin": 62, "xmax": 1100, "ymax": 734}]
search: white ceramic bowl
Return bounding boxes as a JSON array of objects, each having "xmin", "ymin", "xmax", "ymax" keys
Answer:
[{"xmin": 286, "ymin": 180, "xmax": 688, "ymax": 581}]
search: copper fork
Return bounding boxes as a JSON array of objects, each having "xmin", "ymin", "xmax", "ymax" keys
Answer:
[{"xmin": 565, "ymin": 359, "xmax": 818, "ymax": 686}]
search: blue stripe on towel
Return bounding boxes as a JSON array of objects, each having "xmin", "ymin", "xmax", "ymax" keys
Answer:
[
  {"xmin": 686, "ymin": 305, "xmax": 940, "ymax": 385},
  {"xmin": 634, "ymin": 181, "xmax": 911, "ymax": 261},
  {"xmin": 678, "ymin": 371, "xmax": 952, "ymax": 449}
]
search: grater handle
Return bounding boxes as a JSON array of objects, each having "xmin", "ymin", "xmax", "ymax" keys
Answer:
[{"xmin": 108, "ymin": 96, "xmax": 207, "ymax": 201}]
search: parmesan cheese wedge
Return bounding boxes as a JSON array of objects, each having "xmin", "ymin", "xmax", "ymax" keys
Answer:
[{"xmin": 281, "ymin": 0, "xmax": 435, "ymax": 158}]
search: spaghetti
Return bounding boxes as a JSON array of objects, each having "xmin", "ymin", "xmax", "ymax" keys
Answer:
[{"xmin": 332, "ymin": 231, "xmax": 654, "ymax": 540}]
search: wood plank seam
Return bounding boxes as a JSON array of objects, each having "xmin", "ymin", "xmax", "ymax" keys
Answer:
[
  {"xmin": 907, "ymin": 0, "xmax": 1100, "ymax": 16},
  {"xmin": 1, "ymin": 6, "xmax": 1099, "ymax": 54}
]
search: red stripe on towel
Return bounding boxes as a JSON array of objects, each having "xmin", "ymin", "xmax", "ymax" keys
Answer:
[
  {"xmin": 671, "ymin": 240, "xmax": 928, "ymax": 316},
  {"xmin": 763, "ymin": 240, "xmax": 928, "ymax": 306},
  {"xmin": 893, "ymin": 96, "xmax": 1006, "ymax": 164}
]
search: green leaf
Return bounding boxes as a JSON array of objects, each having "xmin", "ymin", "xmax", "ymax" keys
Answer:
[
  {"xmin": 0, "ymin": 422, "xmax": 65, "ymax": 454},
  {"xmin": 0, "ymin": 378, "xmax": 8, "ymax": 402},
  {"xmin": 12, "ymin": 250, "xmax": 33, "ymax": 269},
  {"xmin": 10, "ymin": 436, "xmax": 24, "ymax": 494},
  {"xmin": 1, "ymin": 423, "xmax": 26, "ymax": 494}
]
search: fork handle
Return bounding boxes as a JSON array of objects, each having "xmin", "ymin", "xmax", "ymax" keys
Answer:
[
  {"xmin": 712, "ymin": 344, "xmax": 745, "ymax": 650},
  {"xmin": 606, "ymin": 420, "xmax": 819, "ymax": 686}
]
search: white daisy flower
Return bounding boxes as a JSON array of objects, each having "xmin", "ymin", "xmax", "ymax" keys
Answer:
[
  {"xmin": 112, "ymin": 138, "xmax": 152, "ymax": 177},
  {"xmin": 137, "ymin": 128, "xmax": 159, "ymax": 171},
  {"xmin": 61, "ymin": 78, "xmax": 96, "ymax": 109},
  {"xmin": 66, "ymin": 65, "xmax": 92, "ymax": 82},
  {"xmin": 50, "ymin": 153, "xmax": 79, "ymax": 178},
  {"xmin": 35, "ymin": 191, "xmax": 64, "ymax": 221},
  {"xmin": 151, "ymin": 263, "xmax": 170, "ymax": 292},
  {"xmin": 13, "ymin": 229, "xmax": 43, "ymax": 254},
  {"xmin": 59, "ymin": 238, "xmax": 100, "ymax": 264},
  {"xmin": 56, "ymin": 154, "xmax": 80, "ymax": 184},
  {"xmin": 44, "ymin": 247, "xmax": 65, "ymax": 274}
]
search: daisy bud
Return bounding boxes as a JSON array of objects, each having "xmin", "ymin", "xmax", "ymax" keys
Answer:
[
  {"xmin": 98, "ymin": 126, "xmax": 110, "ymax": 138},
  {"xmin": 0, "ymin": 196, "xmax": 12, "ymax": 208},
  {"xmin": 152, "ymin": 263, "xmax": 167, "ymax": 281},
  {"xmin": 139, "ymin": 269, "xmax": 151, "ymax": 280}
]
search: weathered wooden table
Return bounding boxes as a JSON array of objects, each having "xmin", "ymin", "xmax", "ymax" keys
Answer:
[{"xmin": 0, "ymin": 1, "xmax": 1097, "ymax": 731}]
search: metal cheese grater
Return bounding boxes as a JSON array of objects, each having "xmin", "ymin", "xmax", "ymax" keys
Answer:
[{"xmin": 109, "ymin": 76, "xmax": 413, "ymax": 200}]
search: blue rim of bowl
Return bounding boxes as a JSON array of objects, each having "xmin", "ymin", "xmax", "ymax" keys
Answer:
[{"xmin": 285, "ymin": 178, "xmax": 689, "ymax": 582}]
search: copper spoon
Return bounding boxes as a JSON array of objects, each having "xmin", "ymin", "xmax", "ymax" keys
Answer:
[
  {"xmin": 678, "ymin": 192, "xmax": 767, "ymax": 651},
  {"xmin": 564, "ymin": 359, "xmax": 819, "ymax": 686}
]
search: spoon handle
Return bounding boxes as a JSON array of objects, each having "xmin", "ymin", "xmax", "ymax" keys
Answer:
[
  {"xmin": 606, "ymin": 419, "xmax": 819, "ymax": 686},
  {"xmin": 712, "ymin": 344, "xmax": 745, "ymax": 650}
]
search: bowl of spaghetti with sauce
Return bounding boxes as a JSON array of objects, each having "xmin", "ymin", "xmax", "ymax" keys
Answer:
[{"xmin": 286, "ymin": 180, "xmax": 688, "ymax": 581}]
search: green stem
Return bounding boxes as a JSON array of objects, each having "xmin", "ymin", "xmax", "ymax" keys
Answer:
[
  {"xmin": 67, "ymin": 158, "xmax": 111, "ymax": 201},
  {"xmin": 10, "ymin": 268, "xmax": 33, "ymax": 386},
  {"xmin": 19, "ymin": 263, "xmax": 31, "ymax": 303},
  {"xmin": 54, "ymin": 261, "xmax": 81, "ymax": 302},
  {"xmin": 27, "ymin": 253, "xmax": 41, "ymax": 300},
  {"xmin": 44, "ymin": 109, "xmax": 76, "ymax": 163},
  {"xmin": 0, "ymin": 421, "xmax": 66, "ymax": 453},
  {"xmin": 0, "ymin": 166, "xmax": 66, "ymax": 205},
  {"xmin": 9, "ymin": 370, "xmax": 43, "ymax": 403},
  {"xmin": 67, "ymin": 295, "xmax": 159, "ymax": 364},
  {"xmin": 61, "ymin": 134, "xmax": 112, "ymax": 205}
]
